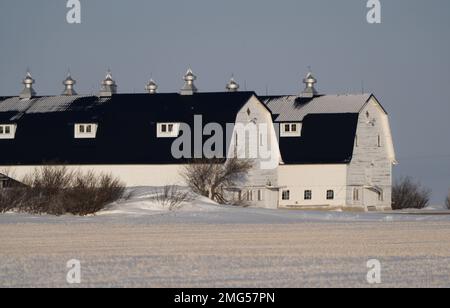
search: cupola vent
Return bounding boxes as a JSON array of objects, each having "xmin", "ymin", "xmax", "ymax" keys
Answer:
[
  {"xmin": 300, "ymin": 71, "xmax": 318, "ymax": 98},
  {"xmin": 19, "ymin": 71, "xmax": 36, "ymax": 99},
  {"xmin": 145, "ymin": 79, "xmax": 158, "ymax": 94},
  {"xmin": 62, "ymin": 72, "xmax": 77, "ymax": 96},
  {"xmin": 226, "ymin": 76, "xmax": 240, "ymax": 92},
  {"xmin": 180, "ymin": 69, "xmax": 198, "ymax": 95},
  {"xmin": 99, "ymin": 70, "xmax": 117, "ymax": 97}
]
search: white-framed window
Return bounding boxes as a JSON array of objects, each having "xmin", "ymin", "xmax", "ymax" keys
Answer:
[
  {"xmin": 304, "ymin": 190, "xmax": 312, "ymax": 200},
  {"xmin": 74, "ymin": 123, "xmax": 98, "ymax": 139},
  {"xmin": 353, "ymin": 188, "xmax": 360, "ymax": 201},
  {"xmin": 282, "ymin": 190, "xmax": 290, "ymax": 201},
  {"xmin": 326, "ymin": 190, "xmax": 335, "ymax": 200},
  {"xmin": 257, "ymin": 189, "xmax": 264, "ymax": 202},
  {"xmin": 157, "ymin": 123, "xmax": 180, "ymax": 138},
  {"xmin": 246, "ymin": 190, "xmax": 253, "ymax": 202},
  {"xmin": 280, "ymin": 123, "xmax": 302, "ymax": 137},
  {"xmin": 0, "ymin": 124, "xmax": 17, "ymax": 139}
]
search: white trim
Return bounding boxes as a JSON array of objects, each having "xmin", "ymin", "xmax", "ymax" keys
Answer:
[
  {"xmin": 74, "ymin": 123, "xmax": 98, "ymax": 139},
  {"xmin": 0, "ymin": 124, "xmax": 17, "ymax": 139}
]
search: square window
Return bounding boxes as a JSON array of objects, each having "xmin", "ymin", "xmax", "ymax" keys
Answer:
[
  {"xmin": 75, "ymin": 124, "xmax": 97, "ymax": 139},
  {"xmin": 0, "ymin": 126, "xmax": 3, "ymax": 134},
  {"xmin": 304, "ymin": 190, "xmax": 312, "ymax": 200},
  {"xmin": 327, "ymin": 190, "xmax": 334, "ymax": 200},
  {"xmin": 5, "ymin": 126, "xmax": 10, "ymax": 134},
  {"xmin": 157, "ymin": 123, "xmax": 180, "ymax": 138},
  {"xmin": 280, "ymin": 123, "xmax": 302, "ymax": 137}
]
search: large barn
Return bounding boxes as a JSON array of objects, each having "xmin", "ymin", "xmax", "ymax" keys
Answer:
[{"xmin": 0, "ymin": 70, "xmax": 396, "ymax": 211}]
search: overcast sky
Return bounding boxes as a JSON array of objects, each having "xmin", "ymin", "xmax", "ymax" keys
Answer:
[{"xmin": 1, "ymin": 0, "xmax": 449, "ymax": 204}]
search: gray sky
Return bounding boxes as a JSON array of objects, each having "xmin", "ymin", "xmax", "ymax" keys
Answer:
[{"xmin": 1, "ymin": 0, "xmax": 450, "ymax": 204}]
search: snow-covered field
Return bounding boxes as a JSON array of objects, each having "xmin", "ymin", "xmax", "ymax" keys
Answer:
[{"xmin": 0, "ymin": 187, "xmax": 450, "ymax": 288}]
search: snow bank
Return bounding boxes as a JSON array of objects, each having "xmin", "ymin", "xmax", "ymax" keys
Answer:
[{"xmin": 99, "ymin": 186, "xmax": 222, "ymax": 216}]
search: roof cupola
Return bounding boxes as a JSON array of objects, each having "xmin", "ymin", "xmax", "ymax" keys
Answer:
[
  {"xmin": 20, "ymin": 71, "xmax": 36, "ymax": 99},
  {"xmin": 62, "ymin": 72, "xmax": 77, "ymax": 96},
  {"xmin": 300, "ymin": 71, "xmax": 318, "ymax": 98},
  {"xmin": 226, "ymin": 76, "xmax": 240, "ymax": 92},
  {"xmin": 145, "ymin": 79, "xmax": 158, "ymax": 94},
  {"xmin": 99, "ymin": 70, "xmax": 117, "ymax": 97},
  {"xmin": 180, "ymin": 68, "xmax": 198, "ymax": 95}
]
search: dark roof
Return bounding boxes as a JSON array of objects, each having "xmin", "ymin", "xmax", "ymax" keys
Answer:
[
  {"xmin": 0, "ymin": 92, "xmax": 256, "ymax": 165},
  {"xmin": 0, "ymin": 92, "xmax": 360, "ymax": 166},
  {"xmin": 279, "ymin": 113, "xmax": 359, "ymax": 164}
]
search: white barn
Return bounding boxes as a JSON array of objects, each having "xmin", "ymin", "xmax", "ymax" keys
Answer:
[{"xmin": 0, "ymin": 70, "xmax": 396, "ymax": 211}]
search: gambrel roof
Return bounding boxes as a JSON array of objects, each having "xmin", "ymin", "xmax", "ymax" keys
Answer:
[
  {"xmin": 0, "ymin": 92, "xmax": 257, "ymax": 165},
  {"xmin": 0, "ymin": 92, "xmax": 367, "ymax": 166}
]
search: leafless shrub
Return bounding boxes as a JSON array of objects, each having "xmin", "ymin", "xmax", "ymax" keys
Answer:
[
  {"xmin": 446, "ymin": 191, "xmax": 450, "ymax": 210},
  {"xmin": 0, "ymin": 166, "xmax": 125, "ymax": 216},
  {"xmin": 182, "ymin": 158, "xmax": 253, "ymax": 204},
  {"xmin": 151, "ymin": 185, "xmax": 192, "ymax": 211},
  {"xmin": 392, "ymin": 177, "xmax": 431, "ymax": 210}
]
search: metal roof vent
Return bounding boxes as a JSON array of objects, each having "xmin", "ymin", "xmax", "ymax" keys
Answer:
[
  {"xmin": 19, "ymin": 71, "xmax": 36, "ymax": 99},
  {"xmin": 145, "ymin": 79, "xmax": 158, "ymax": 94},
  {"xmin": 300, "ymin": 71, "xmax": 318, "ymax": 98},
  {"xmin": 226, "ymin": 76, "xmax": 240, "ymax": 92},
  {"xmin": 99, "ymin": 70, "xmax": 117, "ymax": 97},
  {"xmin": 62, "ymin": 72, "xmax": 77, "ymax": 96},
  {"xmin": 180, "ymin": 68, "xmax": 198, "ymax": 95}
]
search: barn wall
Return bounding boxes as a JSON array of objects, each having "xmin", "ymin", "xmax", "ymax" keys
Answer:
[
  {"xmin": 226, "ymin": 96, "xmax": 281, "ymax": 209},
  {"xmin": 277, "ymin": 164, "xmax": 348, "ymax": 208},
  {"xmin": 346, "ymin": 97, "xmax": 395, "ymax": 210}
]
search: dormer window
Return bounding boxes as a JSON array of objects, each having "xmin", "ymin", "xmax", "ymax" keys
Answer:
[
  {"xmin": 0, "ymin": 124, "xmax": 17, "ymax": 139},
  {"xmin": 157, "ymin": 123, "xmax": 180, "ymax": 138},
  {"xmin": 75, "ymin": 123, "xmax": 98, "ymax": 139},
  {"xmin": 280, "ymin": 123, "xmax": 302, "ymax": 137}
]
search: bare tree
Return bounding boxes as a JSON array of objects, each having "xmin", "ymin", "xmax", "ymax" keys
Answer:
[
  {"xmin": 182, "ymin": 158, "xmax": 253, "ymax": 204},
  {"xmin": 392, "ymin": 177, "xmax": 431, "ymax": 210}
]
